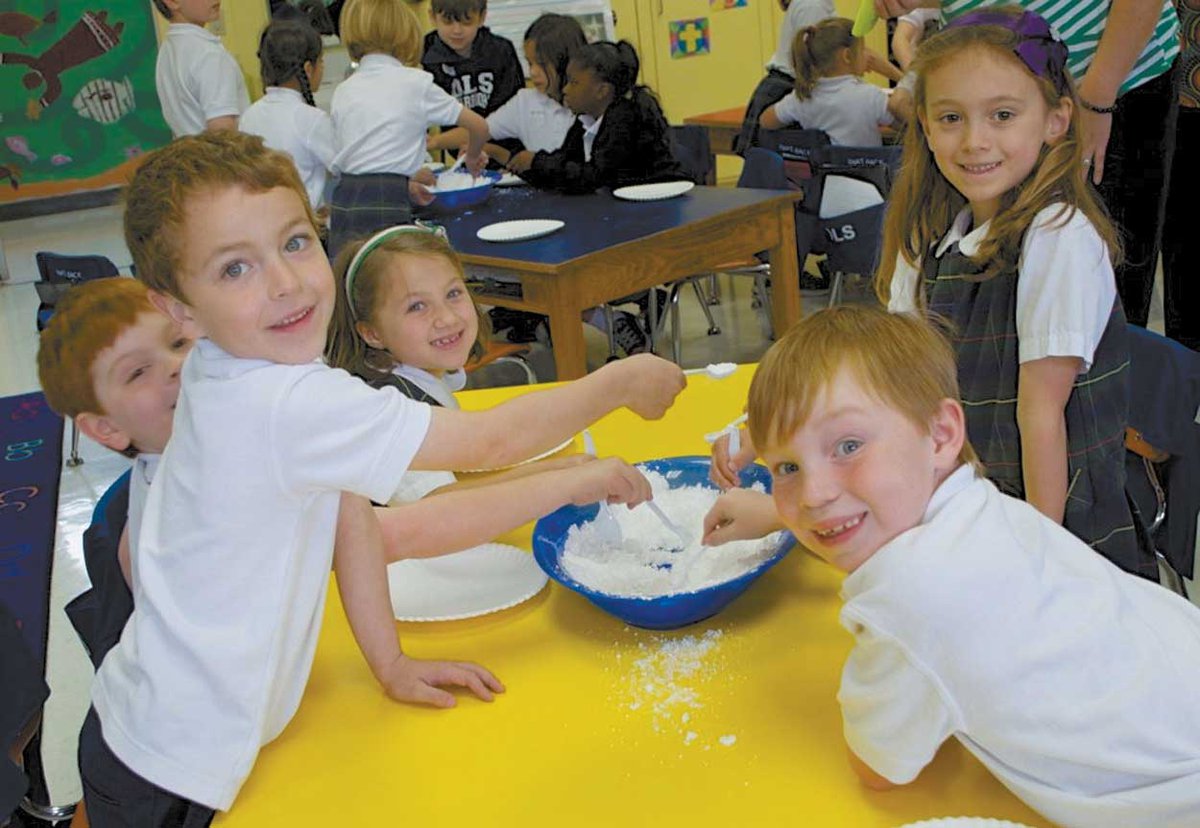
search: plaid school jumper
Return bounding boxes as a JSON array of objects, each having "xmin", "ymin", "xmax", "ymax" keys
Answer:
[
  {"xmin": 328, "ymin": 173, "xmax": 412, "ymax": 260},
  {"xmin": 922, "ymin": 242, "xmax": 1156, "ymax": 579}
]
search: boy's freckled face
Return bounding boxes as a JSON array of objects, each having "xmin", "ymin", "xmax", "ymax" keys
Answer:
[
  {"xmin": 433, "ymin": 11, "xmax": 484, "ymax": 57},
  {"xmin": 761, "ymin": 369, "xmax": 950, "ymax": 573},
  {"xmin": 90, "ymin": 311, "xmax": 192, "ymax": 454},
  {"xmin": 170, "ymin": 185, "xmax": 333, "ymax": 366}
]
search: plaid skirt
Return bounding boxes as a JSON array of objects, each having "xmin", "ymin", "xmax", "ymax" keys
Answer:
[{"xmin": 328, "ymin": 173, "xmax": 411, "ymax": 260}]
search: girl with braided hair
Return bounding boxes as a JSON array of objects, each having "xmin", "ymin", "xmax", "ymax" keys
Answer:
[{"xmin": 240, "ymin": 19, "xmax": 335, "ymax": 214}]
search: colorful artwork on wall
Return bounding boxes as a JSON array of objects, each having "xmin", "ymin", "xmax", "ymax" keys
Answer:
[
  {"xmin": 0, "ymin": 2, "xmax": 172, "ymax": 204},
  {"xmin": 669, "ymin": 18, "xmax": 711, "ymax": 59},
  {"xmin": 709, "ymin": 0, "xmax": 748, "ymax": 10}
]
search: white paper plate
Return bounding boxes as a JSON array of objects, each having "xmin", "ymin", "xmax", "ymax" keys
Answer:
[
  {"xmin": 897, "ymin": 819, "xmax": 1035, "ymax": 828},
  {"xmin": 493, "ymin": 171, "xmax": 526, "ymax": 187},
  {"xmin": 612, "ymin": 180, "xmax": 695, "ymax": 201},
  {"xmin": 458, "ymin": 434, "xmax": 576, "ymax": 473},
  {"xmin": 387, "ymin": 543, "xmax": 548, "ymax": 621},
  {"xmin": 477, "ymin": 219, "xmax": 564, "ymax": 243}
]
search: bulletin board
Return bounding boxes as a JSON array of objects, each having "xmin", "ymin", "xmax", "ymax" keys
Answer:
[
  {"xmin": 0, "ymin": 1, "xmax": 172, "ymax": 204},
  {"xmin": 485, "ymin": 0, "xmax": 616, "ymax": 75}
]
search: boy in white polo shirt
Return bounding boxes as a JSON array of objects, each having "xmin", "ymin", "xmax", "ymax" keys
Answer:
[
  {"xmin": 153, "ymin": 0, "xmax": 249, "ymax": 136},
  {"xmin": 705, "ymin": 305, "xmax": 1200, "ymax": 828},
  {"xmin": 80, "ymin": 130, "xmax": 684, "ymax": 825}
]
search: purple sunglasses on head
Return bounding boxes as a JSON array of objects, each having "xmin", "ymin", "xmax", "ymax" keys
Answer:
[{"xmin": 944, "ymin": 9, "xmax": 1070, "ymax": 95}]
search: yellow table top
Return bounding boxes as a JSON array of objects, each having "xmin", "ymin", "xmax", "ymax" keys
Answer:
[{"xmin": 215, "ymin": 366, "xmax": 1049, "ymax": 827}]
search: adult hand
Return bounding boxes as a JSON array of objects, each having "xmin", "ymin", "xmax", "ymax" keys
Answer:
[{"xmin": 1078, "ymin": 108, "xmax": 1113, "ymax": 186}]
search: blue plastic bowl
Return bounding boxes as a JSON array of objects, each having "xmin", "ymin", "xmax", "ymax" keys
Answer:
[
  {"xmin": 532, "ymin": 456, "xmax": 795, "ymax": 630},
  {"xmin": 426, "ymin": 170, "xmax": 500, "ymax": 212}
]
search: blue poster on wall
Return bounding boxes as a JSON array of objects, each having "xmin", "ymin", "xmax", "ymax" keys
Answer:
[{"xmin": 0, "ymin": 2, "xmax": 172, "ymax": 204}]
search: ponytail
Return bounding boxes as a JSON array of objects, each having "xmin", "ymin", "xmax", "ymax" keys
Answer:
[
  {"xmin": 258, "ymin": 19, "xmax": 322, "ymax": 107},
  {"xmin": 572, "ymin": 40, "xmax": 668, "ymax": 131},
  {"xmin": 790, "ymin": 17, "xmax": 856, "ymax": 100}
]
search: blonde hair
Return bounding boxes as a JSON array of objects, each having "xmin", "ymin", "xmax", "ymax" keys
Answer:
[
  {"xmin": 876, "ymin": 7, "xmax": 1119, "ymax": 305},
  {"xmin": 326, "ymin": 231, "xmax": 486, "ymax": 381},
  {"xmin": 791, "ymin": 17, "xmax": 860, "ymax": 100},
  {"xmin": 123, "ymin": 131, "xmax": 316, "ymax": 302},
  {"xmin": 747, "ymin": 305, "xmax": 980, "ymax": 470},
  {"xmin": 37, "ymin": 277, "xmax": 155, "ymax": 419},
  {"xmin": 339, "ymin": 0, "xmax": 422, "ymax": 64}
]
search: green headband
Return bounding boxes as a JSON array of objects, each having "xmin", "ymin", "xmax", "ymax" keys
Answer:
[{"xmin": 343, "ymin": 221, "xmax": 448, "ymax": 320}]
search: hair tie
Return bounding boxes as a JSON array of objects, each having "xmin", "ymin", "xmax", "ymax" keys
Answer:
[
  {"xmin": 944, "ymin": 10, "xmax": 1069, "ymax": 94},
  {"xmin": 343, "ymin": 221, "xmax": 447, "ymax": 320}
]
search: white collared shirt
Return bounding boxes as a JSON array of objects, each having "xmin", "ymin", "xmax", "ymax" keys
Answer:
[
  {"xmin": 239, "ymin": 87, "xmax": 335, "ymax": 210},
  {"xmin": 840, "ymin": 466, "xmax": 1200, "ymax": 827},
  {"xmin": 888, "ymin": 204, "xmax": 1117, "ymax": 370},
  {"xmin": 155, "ymin": 23, "xmax": 248, "ymax": 137},
  {"xmin": 330, "ymin": 53, "xmax": 463, "ymax": 176},
  {"xmin": 92, "ymin": 339, "xmax": 431, "ymax": 809},
  {"xmin": 773, "ymin": 75, "xmax": 892, "ymax": 147},
  {"xmin": 126, "ymin": 453, "xmax": 159, "ymax": 560},
  {"xmin": 486, "ymin": 88, "xmax": 576, "ymax": 153},
  {"xmin": 579, "ymin": 113, "xmax": 603, "ymax": 162}
]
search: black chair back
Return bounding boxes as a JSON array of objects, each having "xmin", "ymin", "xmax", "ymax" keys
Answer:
[
  {"xmin": 806, "ymin": 144, "xmax": 903, "ymax": 274},
  {"xmin": 668, "ymin": 124, "xmax": 714, "ymax": 185},
  {"xmin": 34, "ymin": 252, "xmax": 120, "ymax": 330}
]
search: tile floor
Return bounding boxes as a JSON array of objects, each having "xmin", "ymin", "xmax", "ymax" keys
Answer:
[{"xmin": 0, "ymin": 201, "xmax": 1191, "ymax": 816}]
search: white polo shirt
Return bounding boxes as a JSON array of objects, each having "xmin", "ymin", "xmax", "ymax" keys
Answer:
[
  {"xmin": 773, "ymin": 76, "xmax": 892, "ymax": 147},
  {"xmin": 239, "ymin": 86, "xmax": 335, "ymax": 210},
  {"xmin": 155, "ymin": 23, "xmax": 248, "ymax": 137},
  {"xmin": 888, "ymin": 204, "xmax": 1117, "ymax": 371},
  {"xmin": 330, "ymin": 53, "xmax": 463, "ymax": 176},
  {"xmin": 840, "ymin": 466, "xmax": 1200, "ymax": 828},
  {"xmin": 486, "ymin": 88, "xmax": 575, "ymax": 154},
  {"xmin": 92, "ymin": 339, "xmax": 431, "ymax": 810},
  {"xmin": 126, "ymin": 453, "xmax": 159, "ymax": 559},
  {"xmin": 766, "ymin": 0, "xmax": 837, "ymax": 75}
]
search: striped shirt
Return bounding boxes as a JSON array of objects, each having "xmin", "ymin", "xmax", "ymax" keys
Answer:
[{"xmin": 941, "ymin": 0, "xmax": 1180, "ymax": 95}]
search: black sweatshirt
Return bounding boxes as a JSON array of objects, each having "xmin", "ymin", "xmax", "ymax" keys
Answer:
[{"xmin": 421, "ymin": 27, "xmax": 523, "ymax": 121}]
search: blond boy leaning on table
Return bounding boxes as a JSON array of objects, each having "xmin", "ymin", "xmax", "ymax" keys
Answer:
[
  {"xmin": 77, "ymin": 130, "xmax": 685, "ymax": 827},
  {"xmin": 703, "ymin": 305, "xmax": 1200, "ymax": 828}
]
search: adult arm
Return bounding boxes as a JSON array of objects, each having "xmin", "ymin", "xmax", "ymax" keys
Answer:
[
  {"xmin": 1076, "ymin": 0, "xmax": 1163, "ymax": 183},
  {"xmin": 1016, "ymin": 356, "xmax": 1080, "ymax": 524}
]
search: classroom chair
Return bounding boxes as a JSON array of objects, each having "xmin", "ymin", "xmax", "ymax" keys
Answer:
[
  {"xmin": 804, "ymin": 144, "xmax": 902, "ymax": 305},
  {"xmin": 34, "ymin": 252, "xmax": 124, "ymax": 467},
  {"xmin": 1123, "ymin": 325, "xmax": 1200, "ymax": 596},
  {"xmin": 465, "ymin": 339, "xmax": 538, "ymax": 385}
]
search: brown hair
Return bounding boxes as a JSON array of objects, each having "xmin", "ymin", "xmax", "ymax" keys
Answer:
[
  {"xmin": 123, "ymin": 130, "xmax": 315, "ymax": 302},
  {"xmin": 432, "ymin": 0, "xmax": 487, "ymax": 22},
  {"xmin": 791, "ymin": 17, "xmax": 859, "ymax": 100},
  {"xmin": 876, "ymin": 7, "xmax": 1120, "ymax": 305},
  {"xmin": 325, "ymin": 230, "xmax": 486, "ymax": 381},
  {"xmin": 747, "ymin": 304, "xmax": 980, "ymax": 469},
  {"xmin": 37, "ymin": 277, "xmax": 155, "ymax": 419},
  {"xmin": 339, "ymin": 0, "xmax": 422, "ymax": 63}
]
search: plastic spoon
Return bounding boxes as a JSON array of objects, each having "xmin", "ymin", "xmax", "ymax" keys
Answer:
[
  {"xmin": 644, "ymin": 500, "xmax": 691, "ymax": 552},
  {"xmin": 581, "ymin": 429, "xmax": 624, "ymax": 547}
]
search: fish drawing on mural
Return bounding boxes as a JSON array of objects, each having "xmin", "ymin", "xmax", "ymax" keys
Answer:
[
  {"xmin": 73, "ymin": 77, "xmax": 135, "ymax": 124},
  {"xmin": 51, "ymin": 154, "xmax": 72, "ymax": 166},
  {"xmin": 0, "ymin": 10, "xmax": 58, "ymax": 45},
  {"xmin": 0, "ymin": 11, "xmax": 124, "ymax": 117},
  {"xmin": 5, "ymin": 135, "xmax": 37, "ymax": 163}
]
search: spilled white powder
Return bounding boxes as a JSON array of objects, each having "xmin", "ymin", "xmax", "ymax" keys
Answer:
[
  {"xmin": 432, "ymin": 170, "xmax": 486, "ymax": 192},
  {"xmin": 623, "ymin": 629, "xmax": 724, "ymax": 734},
  {"xmin": 562, "ymin": 470, "xmax": 782, "ymax": 597},
  {"xmin": 719, "ymin": 734, "xmax": 737, "ymax": 747}
]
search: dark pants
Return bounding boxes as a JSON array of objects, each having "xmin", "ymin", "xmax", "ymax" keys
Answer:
[
  {"xmin": 1160, "ymin": 105, "xmax": 1199, "ymax": 351},
  {"xmin": 1097, "ymin": 62, "xmax": 1180, "ymax": 327},
  {"xmin": 735, "ymin": 69, "xmax": 794, "ymax": 155},
  {"xmin": 78, "ymin": 708, "xmax": 215, "ymax": 828}
]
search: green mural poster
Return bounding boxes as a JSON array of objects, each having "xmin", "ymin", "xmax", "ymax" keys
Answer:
[{"xmin": 0, "ymin": 1, "xmax": 171, "ymax": 203}]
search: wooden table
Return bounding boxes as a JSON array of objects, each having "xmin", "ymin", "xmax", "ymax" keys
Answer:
[
  {"xmin": 684, "ymin": 106, "xmax": 747, "ymax": 160},
  {"xmin": 214, "ymin": 368, "xmax": 1050, "ymax": 828},
  {"xmin": 439, "ymin": 186, "xmax": 801, "ymax": 380}
]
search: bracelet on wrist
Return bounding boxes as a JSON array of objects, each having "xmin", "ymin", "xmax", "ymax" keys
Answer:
[{"xmin": 1080, "ymin": 97, "xmax": 1118, "ymax": 114}]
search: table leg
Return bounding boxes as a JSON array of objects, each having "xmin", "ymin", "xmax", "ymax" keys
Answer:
[
  {"xmin": 544, "ymin": 291, "xmax": 588, "ymax": 380},
  {"xmin": 767, "ymin": 203, "xmax": 802, "ymax": 338}
]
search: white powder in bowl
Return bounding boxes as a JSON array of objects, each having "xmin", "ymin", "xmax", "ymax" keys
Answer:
[
  {"xmin": 561, "ymin": 470, "xmax": 782, "ymax": 598},
  {"xmin": 432, "ymin": 171, "xmax": 487, "ymax": 192}
]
